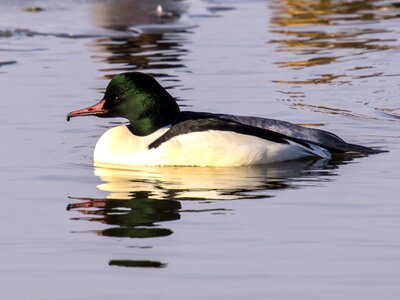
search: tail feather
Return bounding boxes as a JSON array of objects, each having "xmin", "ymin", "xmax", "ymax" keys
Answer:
[{"xmin": 340, "ymin": 143, "xmax": 388, "ymax": 154}]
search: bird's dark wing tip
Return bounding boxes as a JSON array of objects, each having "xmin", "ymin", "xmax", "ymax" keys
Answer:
[{"xmin": 344, "ymin": 143, "xmax": 388, "ymax": 155}]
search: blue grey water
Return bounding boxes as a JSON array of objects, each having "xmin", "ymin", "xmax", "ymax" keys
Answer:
[{"xmin": 0, "ymin": 0, "xmax": 400, "ymax": 299}]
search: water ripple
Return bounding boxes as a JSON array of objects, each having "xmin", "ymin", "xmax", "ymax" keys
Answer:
[
  {"xmin": 0, "ymin": 60, "xmax": 16, "ymax": 67},
  {"xmin": 91, "ymin": 32, "xmax": 190, "ymax": 78},
  {"xmin": 270, "ymin": 0, "xmax": 400, "ymax": 76}
]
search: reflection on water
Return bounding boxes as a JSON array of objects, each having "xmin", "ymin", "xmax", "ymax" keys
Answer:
[
  {"xmin": 89, "ymin": 0, "xmax": 192, "ymax": 80},
  {"xmin": 271, "ymin": 0, "xmax": 400, "ymax": 27},
  {"xmin": 92, "ymin": 33, "xmax": 188, "ymax": 77},
  {"xmin": 68, "ymin": 195, "xmax": 181, "ymax": 268},
  {"xmin": 109, "ymin": 259, "xmax": 166, "ymax": 268},
  {"xmin": 93, "ymin": 159, "xmax": 346, "ymax": 200},
  {"xmin": 89, "ymin": 0, "xmax": 187, "ymax": 30},
  {"xmin": 270, "ymin": 0, "xmax": 400, "ymax": 83},
  {"xmin": 376, "ymin": 107, "xmax": 400, "ymax": 120},
  {"xmin": 67, "ymin": 157, "xmax": 355, "ymax": 268}
]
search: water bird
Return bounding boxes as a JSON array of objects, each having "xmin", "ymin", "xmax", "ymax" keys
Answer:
[{"xmin": 67, "ymin": 72, "xmax": 384, "ymax": 167}]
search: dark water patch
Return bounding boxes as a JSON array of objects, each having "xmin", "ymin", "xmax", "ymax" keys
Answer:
[
  {"xmin": 22, "ymin": 6, "xmax": 45, "ymax": 13},
  {"xmin": 0, "ymin": 60, "xmax": 16, "ymax": 67},
  {"xmin": 127, "ymin": 245, "xmax": 153, "ymax": 249},
  {"xmin": 352, "ymin": 72, "xmax": 385, "ymax": 79},
  {"xmin": 109, "ymin": 259, "xmax": 166, "ymax": 268},
  {"xmin": 189, "ymin": 13, "xmax": 222, "ymax": 19},
  {"xmin": 347, "ymin": 66, "xmax": 375, "ymax": 71},
  {"xmin": 207, "ymin": 5, "xmax": 236, "ymax": 13},
  {"xmin": 101, "ymin": 227, "xmax": 173, "ymax": 239}
]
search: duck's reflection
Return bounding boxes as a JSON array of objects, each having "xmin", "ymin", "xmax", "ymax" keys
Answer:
[
  {"xmin": 68, "ymin": 192, "xmax": 181, "ymax": 268},
  {"xmin": 92, "ymin": 159, "xmax": 342, "ymax": 200},
  {"xmin": 67, "ymin": 157, "xmax": 354, "ymax": 268},
  {"xmin": 68, "ymin": 196, "xmax": 180, "ymax": 238}
]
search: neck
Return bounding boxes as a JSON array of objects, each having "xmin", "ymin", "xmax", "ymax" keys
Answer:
[
  {"xmin": 126, "ymin": 101, "xmax": 180, "ymax": 136},
  {"xmin": 127, "ymin": 119, "xmax": 167, "ymax": 136}
]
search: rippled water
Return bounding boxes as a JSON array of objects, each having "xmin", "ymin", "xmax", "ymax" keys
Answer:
[{"xmin": 1, "ymin": 0, "xmax": 400, "ymax": 299}]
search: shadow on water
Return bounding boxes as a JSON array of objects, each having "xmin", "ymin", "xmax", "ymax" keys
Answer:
[{"xmin": 67, "ymin": 155, "xmax": 360, "ymax": 268}]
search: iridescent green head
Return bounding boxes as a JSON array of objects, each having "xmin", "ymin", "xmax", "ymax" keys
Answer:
[{"xmin": 67, "ymin": 72, "xmax": 180, "ymax": 136}]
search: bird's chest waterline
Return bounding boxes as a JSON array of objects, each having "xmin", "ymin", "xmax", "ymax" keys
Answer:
[
  {"xmin": 93, "ymin": 126, "xmax": 317, "ymax": 167},
  {"xmin": 94, "ymin": 126, "xmax": 168, "ymax": 166}
]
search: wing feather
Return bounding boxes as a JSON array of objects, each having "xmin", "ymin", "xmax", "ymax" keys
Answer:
[{"xmin": 148, "ymin": 111, "xmax": 385, "ymax": 154}]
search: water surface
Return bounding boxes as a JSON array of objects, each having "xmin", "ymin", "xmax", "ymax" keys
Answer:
[{"xmin": 0, "ymin": 0, "xmax": 400, "ymax": 299}]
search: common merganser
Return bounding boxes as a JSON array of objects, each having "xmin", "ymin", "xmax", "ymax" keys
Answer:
[{"xmin": 67, "ymin": 72, "xmax": 384, "ymax": 167}]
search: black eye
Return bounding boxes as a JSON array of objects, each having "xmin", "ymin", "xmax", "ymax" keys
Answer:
[{"xmin": 114, "ymin": 96, "xmax": 121, "ymax": 103}]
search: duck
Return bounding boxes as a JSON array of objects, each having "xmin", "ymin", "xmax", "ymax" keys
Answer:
[{"xmin": 67, "ymin": 72, "xmax": 384, "ymax": 167}]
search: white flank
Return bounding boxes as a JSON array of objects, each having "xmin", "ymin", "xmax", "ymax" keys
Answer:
[{"xmin": 94, "ymin": 125, "xmax": 330, "ymax": 167}]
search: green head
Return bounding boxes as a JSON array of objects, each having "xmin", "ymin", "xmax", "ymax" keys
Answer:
[{"xmin": 67, "ymin": 72, "xmax": 180, "ymax": 136}]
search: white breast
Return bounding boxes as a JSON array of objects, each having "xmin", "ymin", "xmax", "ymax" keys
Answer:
[{"xmin": 93, "ymin": 125, "xmax": 330, "ymax": 167}]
